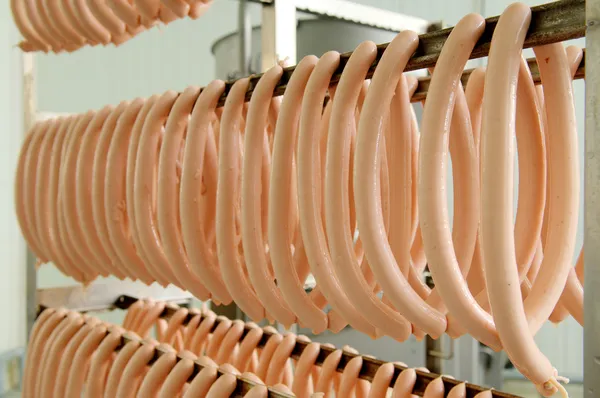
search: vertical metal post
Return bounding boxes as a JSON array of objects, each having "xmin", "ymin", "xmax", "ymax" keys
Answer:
[
  {"xmin": 238, "ymin": 0, "xmax": 252, "ymax": 77},
  {"xmin": 23, "ymin": 52, "xmax": 37, "ymax": 339},
  {"xmin": 585, "ymin": 1, "xmax": 600, "ymax": 397},
  {"xmin": 261, "ymin": 0, "xmax": 296, "ymax": 71}
]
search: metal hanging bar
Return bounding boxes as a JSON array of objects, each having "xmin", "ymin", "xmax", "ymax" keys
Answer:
[
  {"xmin": 218, "ymin": 0, "xmax": 584, "ymax": 107},
  {"xmin": 110, "ymin": 296, "xmax": 521, "ymax": 398}
]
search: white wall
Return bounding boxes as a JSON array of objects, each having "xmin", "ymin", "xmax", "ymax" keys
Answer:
[{"xmin": 1, "ymin": 10, "xmax": 27, "ymax": 353}]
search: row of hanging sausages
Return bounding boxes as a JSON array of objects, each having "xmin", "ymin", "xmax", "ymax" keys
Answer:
[
  {"xmin": 26, "ymin": 302, "xmax": 492, "ymax": 397},
  {"xmin": 10, "ymin": 0, "xmax": 213, "ymax": 52},
  {"xmin": 15, "ymin": 2, "xmax": 583, "ymax": 396}
]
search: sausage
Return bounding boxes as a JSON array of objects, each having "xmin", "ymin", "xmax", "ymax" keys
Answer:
[
  {"xmin": 126, "ymin": 95, "xmax": 181, "ymax": 284},
  {"xmin": 182, "ymin": 310, "xmax": 202, "ymax": 350},
  {"xmin": 205, "ymin": 372, "xmax": 238, "ymax": 398},
  {"xmin": 115, "ymin": 340, "xmax": 158, "ymax": 398},
  {"xmin": 156, "ymin": 86, "xmax": 213, "ymax": 299},
  {"xmin": 423, "ymin": 377, "xmax": 444, "ymax": 397},
  {"xmin": 10, "ymin": 0, "xmax": 49, "ymax": 51},
  {"xmin": 255, "ymin": 328, "xmax": 283, "ymax": 382},
  {"xmin": 87, "ymin": 0, "xmax": 127, "ymax": 36},
  {"xmin": 76, "ymin": 105, "xmax": 115, "ymax": 278},
  {"xmin": 72, "ymin": 0, "xmax": 112, "ymax": 44},
  {"xmin": 188, "ymin": 311, "xmax": 217, "ymax": 356},
  {"xmin": 62, "ymin": 0, "xmax": 100, "ymax": 45},
  {"xmin": 243, "ymin": 64, "xmax": 297, "ymax": 326},
  {"xmin": 157, "ymin": 351, "xmax": 198, "ymax": 397},
  {"xmin": 391, "ymin": 368, "xmax": 417, "ymax": 398},
  {"xmin": 91, "ymin": 101, "xmax": 131, "ymax": 281},
  {"xmin": 244, "ymin": 385, "xmax": 268, "ymax": 398},
  {"xmin": 137, "ymin": 349, "xmax": 178, "ymax": 397},
  {"xmin": 47, "ymin": 118, "xmax": 86, "ymax": 281},
  {"xmin": 265, "ymin": 333, "xmax": 296, "ymax": 386},
  {"xmin": 314, "ymin": 349, "xmax": 342, "ymax": 395},
  {"xmin": 44, "ymin": 0, "xmax": 88, "ymax": 48},
  {"xmin": 368, "ymin": 362, "xmax": 394, "ymax": 398},
  {"xmin": 481, "ymin": 3, "xmax": 573, "ymax": 394},
  {"xmin": 217, "ymin": 77, "xmax": 266, "ymax": 321},
  {"xmin": 104, "ymin": 337, "xmax": 142, "ymax": 397},
  {"xmin": 60, "ymin": 112, "xmax": 101, "ymax": 282},
  {"xmin": 234, "ymin": 324, "xmax": 263, "ymax": 373},
  {"xmin": 160, "ymin": 307, "xmax": 189, "ymax": 349},
  {"xmin": 205, "ymin": 316, "xmax": 233, "ymax": 360},
  {"xmin": 292, "ymin": 342, "xmax": 320, "ymax": 397},
  {"xmin": 23, "ymin": 309, "xmax": 57, "ymax": 397},
  {"xmin": 182, "ymin": 365, "xmax": 218, "ymax": 397},
  {"xmin": 215, "ymin": 320, "xmax": 245, "ymax": 364},
  {"xmin": 418, "ymin": 14, "xmax": 504, "ymax": 348},
  {"xmin": 337, "ymin": 356, "xmax": 369, "ymax": 397},
  {"xmin": 65, "ymin": 323, "xmax": 108, "ymax": 397},
  {"xmin": 105, "ymin": 98, "xmax": 161, "ymax": 283},
  {"xmin": 354, "ymin": 31, "xmax": 448, "ymax": 338},
  {"xmin": 180, "ymin": 80, "xmax": 233, "ymax": 304},
  {"xmin": 297, "ymin": 50, "xmax": 376, "ymax": 337},
  {"xmin": 161, "ymin": 0, "xmax": 190, "ymax": 18},
  {"xmin": 36, "ymin": 0, "xmax": 79, "ymax": 51},
  {"xmin": 83, "ymin": 327, "xmax": 124, "ymax": 398}
]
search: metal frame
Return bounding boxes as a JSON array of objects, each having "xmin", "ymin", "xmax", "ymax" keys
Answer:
[{"xmin": 585, "ymin": 1, "xmax": 600, "ymax": 397}]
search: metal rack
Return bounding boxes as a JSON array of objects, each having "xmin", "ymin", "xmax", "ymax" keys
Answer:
[{"xmin": 20, "ymin": 0, "xmax": 598, "ymax": 396}]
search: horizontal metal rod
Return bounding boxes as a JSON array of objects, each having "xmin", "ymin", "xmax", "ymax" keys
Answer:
[
  {"xmin": 218, "ymin": 0, "xmax": 584, "ymax": 107},
  {"xmin": 112, "ymin": 298, "xmax": 522, "ymax": 398}
]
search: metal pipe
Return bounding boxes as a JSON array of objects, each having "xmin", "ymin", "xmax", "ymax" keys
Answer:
[{"xmin": 238, "ymin": 0, "xmax": 252, "ymax": 77}]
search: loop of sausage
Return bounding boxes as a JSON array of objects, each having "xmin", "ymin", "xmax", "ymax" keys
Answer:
[
  {"xmin": 391, "ymin": 368, "xmax": 417, "ymax": 397},
  {"xmin": 115, "ymin": 340, "xmax": 158, "ymax": 397},
  {"xmin": 214, "ymin": 320, "xmax": 245, "ymax": 364},
  {"xmin": 106, "ymin": 97, "xmax": 161, "ymax": 283},
  {"xmin": 60, "ymin": 112, "xmax": 101, "ymax": 282},
  {"xmin": 72, "ymin": 0, "xmax": 112, "ymax": 45},
  {"xmin": 10, "ymin": 0, "xmax": 50, "ymax": 51},
  {"xmin": 158, "ymin": 355, "xmax": 198, "ymax": 397},
  {"xmin": 189, "ymin": 311, "xmax": 217, "ymax": 356},
  {"xmin": 243, "ymin": 64, "xmax": 297, "ymax": 326},
  {"xmin": 105, "ymin": 338, "xmax": 142, "ymax": 397},
  {"xmin": 368, "ymin": 362, "xmax": 394, "ymax": 398},
  {"xmin": 292, "ymin": 341, "xmax": 320, "ymax": 396},
  {"xmin": 48, "ymin": 118, "xmax": 87, "ymax": 281},
  {"xmin": 481, "ymin": 2, "xmax": 574, "ymax": 393},
  {"xmin": 91, "ymin": 101, "xmax": 131, "ymax": 280},
  {"xmin": 156, "ymin": 86, "xmax": 212, "ymax": 299},
  {"xmin": 16, "ymin": 122, "xmax": 48, "ymax": 263},
  {"xmin": 161, "ymin": 0, "xmax": 190, "ymax": 18},
  {"xmin": 314, "ymin": 349, "xmax": 343, "ymax": 395},
  {"xmin": 332, "ymin": 40, "xmax": 412, "ymax": 339},
  {"xmin": 337, "ymin": 356, "xmax": 369, "ymax": 397},
  {"xmin": 161, "ymin": 307, "xmax": 189, "ymax": 348},
  {"xmin": 235, "ymin": 325, "xmax": 263, "ymax": 373},
  {"xmin": 83, "ymin": 328, "xmax": 124, "ymax": 397},
  {"xmin": 65, "ymin": 323, "xmax": 108, "ymax": 396},
  {"xmin": 87, "ymin": 0, "xmax": 127, "ymax": 37},
  {"xmin": 217, "ymin": 77, "xmax": 266, "ymax": 321},
  {"xmin": 270, "ymin": 55, "xmax": 331, "ymax": 333},
  {"xmin": 264, "ymin": 333, "xmax": 296, "ymax": 386},
  {"xmin": 298, "ymin": 51, "xmax": 377, "ymax": 337},
  {"xmin": 182, "ymin": 365, "xmax": 219, "ymax": 397},
  {"xmin": 126, "ymin": 95, "xmax": 180, "ymax": 285},
  {"xmin": 206, "ymin": 372, "xmax": 238, "ymax": 397},
  {"xmin": 181, "ymin": 80, "xmax": 233, "ymax": 304},
  {"xmin": 44, "ymin": 0, "xmax": 88, "ymax": 48},
  {"xmin": 75, "ymin": 105, "xmax": 115, "ymax": 278},
  {"xmin": 205, "ymin": 316, "xmax": 233, "ymax": 359},
  {"xmin": 422, "ymin": 377, "xmax": 445, "ymax": 397},
  {"xmin": 62, "ymin": 0, "xmax": 100, "ymax": 46},
  {"xmin": 418, "ymin": 14, "xmax": 502, "ymax": 348},
  {"xmin": 137, "ymin": 349, "xmax": 178, "ymax": 396},
  {"xmin": 255, "ymin": 329, "xmax": 283, "ymax": 382}
]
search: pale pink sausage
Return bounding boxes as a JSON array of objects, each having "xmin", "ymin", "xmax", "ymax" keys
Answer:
[
  {"xmin": 135, "ymin": 300, "xmax": 167, "ymax": 337},
  {"xmin": 297, "ymin": 51, "xmax": 376, "ymax": 337},
  {"xmin": 314, "ymin": 349, "xmax": 342, "ymax": 396},
  {"xmin": 418, "ymin": 14, "xmax": 505, "ymax": 348},
  {"xmin": 105, "ymin": 338, "xmax": 142, "ymax": 397},
  {"xmin": 422, "ymin": 377, "xmax": 444, "ymax": 397},
  {"xmin": 156, "ymin": 86, "xmax": 214, "ymax": 299},
  {"xmin": 189, "ymin": 311, "xmax": 217, "ymax": 356},
  {"xmin": 158, "ymin": 354, "xmax": 198, "ymax": 397},
  {"xmin": 270, "ymin": 55, "xmax": 333, "ymax": 333},
  {"xmin": 33, "ymin": 120, "xmax": 64, "ymax": 267},
  {"xmin": 391, "ymin": 368, "xmax": 417, "ymax": 398},
  {"xmin": 326, "ymin": 41, "xmax": 412, "ymax": 340},
  {"xmin": 23, "ymin": 0, "xmax": 63, "ymax": 50},
  {"xmin": 61, "ymin": 111, "xmax": 102, "ymax": 280},
  {"xmin": 160, "ymin": 308, "xmax": 189, "ymax": 348},
  {"xmin": 187, "ymin": 0, "xmax": 212, "ymax": 19},
  {"xmin": 62, "ymin": 0, "xmax": 100, "ymax": 45},
  {"xmin": 23, "ymin": 308, "xmax": 57, "ymax": 397},
  {"xmin": 161, "ymin": 0, "xmax": 190, "ymax": 18},
  {"xmin": 43, "ymin": 0, "xmax": 87, "ymax": 48},
  {"xmin": 54, "ymin": 319, "xmax": 101, "ymax": 398},
  {"xmin": 84, "ymin": 328, "xmax": 124, "ymax": 398},
  {"xmin": 481, "ymin": 3, "xmax": 573, "ymax": 393},
  {"xmin": 47, "ymin": 118, "xmax": 86, "ymax": 281},
  {"xmin": 182, "ymin": 310, "xmax": 201, "ymax": 350},
  {"xmin": 87, "ymin": 0, "xmax": 127, "ymax": 36},
  {"xmin": 135, "ymin": 90, "xmax": 211, "ymax": 299},
  {"xmin": 106, "ymin": 97, "xmax": 163, "ymax": 283},
  {"xmin": 243, "ymin": 64, "xmax": 297, "ymax": 326},
  {"xmin": 255, "ymin": 329, "xmax": 283, "ymax": 382},
  {"xmin": 16, "ymin": 122, "xmax": 48, "ymax": 262},
  {"xmin": 72, "ymin": 0, "xmax": 112, "ymax": 44},
  {"xmin": 125, "ymin": 95, "xmax": 180, "ymax": 285},
  {"xmin": 182, "ymin": 365, "xmax": 219, "ymax": 397},
  {"xmin": 137, "ymin": 350, "xmax": 177, "ymax": 397},
  {"xmin": 76, "ymin": 105, "xmax": 115, "ymax": 278},
  {"xmin": 180, "ymin": 80, "xmax": 233, "ymax": 304},
  {"xmin": 205, "ymin": 316, "xmax": 233, "ymax": 360},
  {"xmin": 205, "ymin": 372, "xmax": 238, "ymax": 397},
  {"xmin": 244, "ymin": 385, "xmax": 268, "ymax": 398},
  {"xmin": 116, "ymin": 341, "xmax": 158, "ymax": 398},
  {"xmin": 235, "ymin": 325, "xmax": 263, "ymax": 373},
  {"xmin": 107, "ymin": 0, "xmax": 141, "ymax": 27},
  {"xmin": 265, "ymin": 333, "xmax": 296, "ymax": 386},
  {"xmin": 368, "ymin": 362, "xmax": 394, "ymax": 398},
  {"xmin": 335, "ymin": 356, "xmax": 369, "ymax": 397},
  {"xmin": 447, "ymin": 383, "xmax": 467, "ymax": 398},
  {"xmin": 10, "ymin": 0, "xmax": 49, "ymax": 51},
  {"xmin": 37, "ymin": 0, "xmax": 79, "ymax": 51},
  {"xmin": 292, "ymin": 342, "xmax": 320, "ymax": 397},
  {"xmin": 217, "ymin": 77, "xmax": 266, "ymax": 321},
  {"xmin": 65, "ymin": 323, "xmax": 108, "ymax": 397},
  {"xmin": 91, "ymin": 101, "xmax": 131, "ymax": 280},
  {"xmin": 215, "ymin": 320, "xmax": 245, "ymax": 364}
]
